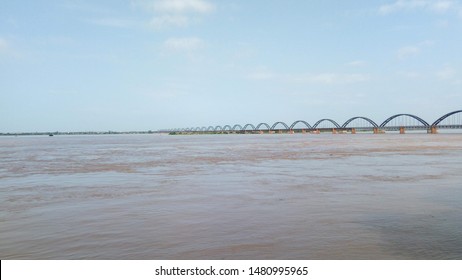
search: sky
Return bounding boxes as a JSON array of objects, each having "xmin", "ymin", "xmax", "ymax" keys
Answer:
[{"xmin": 1, "ymin": 0, "xmax": 462, "ymax": 132}]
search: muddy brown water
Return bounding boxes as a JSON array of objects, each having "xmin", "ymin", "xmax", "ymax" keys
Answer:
[{"xmin": 1, "ymin": 133, "xmax": 461, "ymax": 259}]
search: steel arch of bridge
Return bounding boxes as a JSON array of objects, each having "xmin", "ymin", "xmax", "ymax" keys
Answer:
[
  {"xmin": 313, "ymin": 119, "xmax": 340, "ymax": 129},
  {"xmin": 223, "ymin": 125, "xmax": 232, "ymax": 131},
  {"xmin": 243, "ymin": 124, "xmax": 256, "ymax": 130},
  {"xmin": 232, "ymin": 124, "xmax": 243, "ymax": 130},
  {"xmin": 290, "ymin": 120, "xmax": 312, "ymax": 130},
  {"xmin": 432, "ymin": 110, "xmax": 462, "ymax": 126},
  {"xmin": 271, "ymin": 122, "xmax": 290, "ymax": 130},
  {"xmin": 341, "ymin": 117, "xmax": 378, "ymax": 128},
  {"xmin": 256, "ymin": 123, "xmax": 271, "ymax": 130},
  {"xmin": 380, "ymin": 114, "xmax": 430, "ymax": 128}
]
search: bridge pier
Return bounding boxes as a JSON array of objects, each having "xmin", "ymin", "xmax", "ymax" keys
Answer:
[
  {"xmin": 373, "ymin": 128, "xmax": 379, "ymax": 134},
  {"xmin": 399, "ymin": 127, "xmax": 405, "ymax": 134},
  {"xmin": 302, "ymin": 129, "xmax": 306, "ymax": 134},
  {"xmin": 428, "ymin": 126, "xmax": 438, "ymax": 134},
  {"xmin": 332, "ymin": 128, "xmax": 337, "ymax": 134},
  {"xmin": 351, "ymin": 128, "xmax": 356, "ymax": 134}
]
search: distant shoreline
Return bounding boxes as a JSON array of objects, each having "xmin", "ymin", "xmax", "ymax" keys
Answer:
[{"xmin": 0, "ymin": 131, "xmax": 161, "ymax": 136}]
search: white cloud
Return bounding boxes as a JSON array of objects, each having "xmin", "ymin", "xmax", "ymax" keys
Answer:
[
  {"xmin": 396, "ymin": 40, "xmax": 434, "ymax": 59},
  {"xmin": 397, "ymin": 46, "xmax": 421, "ymax": 59},
  {"xmin": 247, "ymin": 71, "xmax": 275, "ymax": 81},
  {"xmin": 150, "ymin": 0, "xmax": 214, "ymax": 14},
  {"xmin": 436, "ymin": 65, "xmax": 456, "ymax": 80},
  {"xmin": 299, "ymin": 73, "xmax": 338, "ymax": 84},
  {"xmin": 347, "ymin": 60, "xmax": 366, "ymax": 67},
  {"xmin": 397, "ymin": 71, "xmax": 421, "ymax": 78},
  {"xmin": 87, "ymin": 18, "xmax": 139, "ymax": 28},
  {"xmin": 247, "ymin": 70, "xmax": 370, "ymax": 84},
  {"xmin": 0, "ymin": 37, "xmax": 22, "ymax": 59},
  {"xmin": 379, "ymin": 0, "xmax": 427, "ymax": 14},
  {"xmin": 163, "ymin": 37, "xmax": 205, "ymax": 52},
  {"xmin": 149, "ymin": 14, "xmax": 189, "ymax": 28},
  {"xmin": 431, "ymin": 0, "xmax": 455, "ymax": 12},
  {"xmin": 134, "ymin": 0, "xmax": 214, "ymax": 29},
  {"xmin": 303, "ymin": 73, "xmax": 370, "ymax": 84},
  {"xmin": 436, "ymin": 19, "xmax": 450, "ymax": 27},
  {"xmin": 379, "ymin": 0, "xmax": 457, "ymax": 14},
  {"xmin": 420, "ymin": 40, "xmax": 435, "ymax": 46},
  {"xmin": 0, "ymin": 38, "xmax": 8, "ymax": 52}
]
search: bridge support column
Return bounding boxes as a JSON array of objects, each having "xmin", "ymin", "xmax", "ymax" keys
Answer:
[
  {"xmin": 302, "ymin": 129, "xmax": 306, "ymax": 134},
  {"xmin": 373, "ymin": 128, "xmax": 379, "ymax": 134},
  {"xmin": 351, "ymin": 128, "xmax": 356, "ymax": 134},
  {"xmin": 289, "ymin": 130, "xmax": 294, "ymax": 134},
  {"xmin": 428, "ymin": 126, "xmax": 438, "ymax": 134},
  {"xmin": 332, "ymin": 128, "xmax": 337, "ymax": 134},
  {"xmin": 399, "ymin": 127, "xmax": 405, "ymax": 134}
]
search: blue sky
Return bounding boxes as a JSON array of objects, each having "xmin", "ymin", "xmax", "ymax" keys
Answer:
[{"xmin": 1, "ymin": 0, "xmax": 461, "ymax": 132}]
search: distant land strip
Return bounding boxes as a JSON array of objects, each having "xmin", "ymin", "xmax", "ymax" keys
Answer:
[{"xmin": 0, "ymin": 131, "xmax": 158, "ymax": 136}]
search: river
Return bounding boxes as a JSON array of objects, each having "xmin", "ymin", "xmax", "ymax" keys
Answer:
[{"xmin": 1, "ymin": 133, "xmax": 461, "ymax": 259}]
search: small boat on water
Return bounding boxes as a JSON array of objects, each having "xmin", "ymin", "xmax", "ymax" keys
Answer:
[{"xmin": 49, "ymin": 134, "xmax": 54, "ymax": 137}]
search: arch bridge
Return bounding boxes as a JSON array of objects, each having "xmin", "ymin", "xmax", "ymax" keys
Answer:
[{"xmin": 164, "ymin": 110, "xmax": 462, "ymax": 134}]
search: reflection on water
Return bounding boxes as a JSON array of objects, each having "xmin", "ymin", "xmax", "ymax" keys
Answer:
[{"xmin": 1, "ymin": 134, "xmax": 462, "ymax": 259}]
